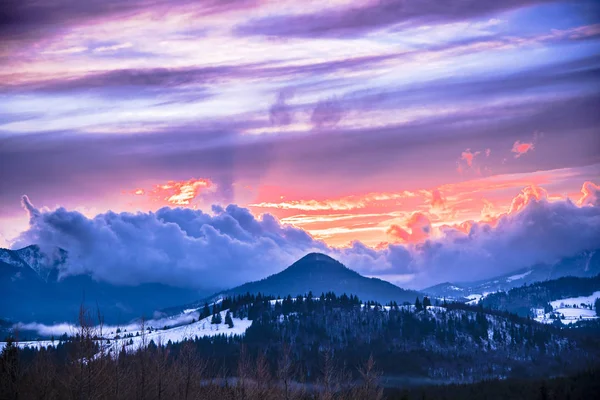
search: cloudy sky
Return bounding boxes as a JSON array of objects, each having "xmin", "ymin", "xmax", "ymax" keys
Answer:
[{"xmin": 1, "ymin": 0, "xmax": 599, "ymax": 289}]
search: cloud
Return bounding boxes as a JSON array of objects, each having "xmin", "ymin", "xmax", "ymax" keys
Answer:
[
  {"xmin": 428, "ymin": 189, "xmax": 446, "ymax": 209},
  {"xmin": 12, "ymin": 180, "xmax": 600, "ymax": 290},
  {"xmin": 457, "ymin": 148, "xmax": 483, "ymax": 174},
  {"xmin": 511, "ymin": 140, "xmax": 535, "ymax": 158},
  {"xmin": 130, "ymin": 178, "xmax": 214, "ymax": 206},
  {"xmin": 311, "ymin": 98, "xmax": 344, "ymax": 130},
  {"xmin": 0, "ymin": 0, "xmax": 255, "ymax": 50},
  {"xmin": 579, "ymin": 181, "xmax": 599, "ymax": 206},
  {"xmin": 237, "ymin": 0, "xmax": 556, "ymax": 38},
  {"xmin": 269, "ymin": 90, "xmax": 294, "ymax": 126},
  {"xmin": 386, "ymin": 212, "xmax": 432, "ymax": 243},
  {"xmin": 14, "ymin": 198, "xmax": 327, "ymax": 290},
  {"xmin": 508, "ymin": 185, "xmax": 547, "ymax": 214},
  {"xmin": 250, "ymin": 191, "xmax": 407, "ymax": 211}
]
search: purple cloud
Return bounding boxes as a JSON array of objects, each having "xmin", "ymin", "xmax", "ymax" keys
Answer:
[
  {"xmin": 12, "ymin": 192, "xmax": 600, "ymax": 290},
  {"xmin": 237, "ymin": 0, "xmax": 557, "ymax": 38}
]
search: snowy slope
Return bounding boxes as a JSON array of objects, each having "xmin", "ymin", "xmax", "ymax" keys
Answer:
[
  {"xmin": 533, "ymin": 291, "xmax": 599, "ymax": 325},
  {"xmin": 0, "ymin": 309, "xmax": 251, "ymax": 354},
  {"xmin": 549, "ymin": 291, "xmax": 600, "ymax": 309}
]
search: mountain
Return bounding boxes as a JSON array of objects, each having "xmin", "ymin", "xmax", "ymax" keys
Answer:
[
  {"xmin": 0, "ymin": 245, "xmax": 207, "ymax": 324},
  {"xmin": 481, "ymin": 274, "xmax": 600, "ymax": 318},
  {"xmin": 424, "ymin": 250, "xmax": 600, "ymax": 300},
  {"xmin": 189, "ymin": 253, "xmax": 421, "ymax": 308}
]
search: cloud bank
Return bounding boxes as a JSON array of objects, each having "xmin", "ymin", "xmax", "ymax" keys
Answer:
[{"xmin": 12, "ymin": 184, "xmax": 600, "ymax": 290}]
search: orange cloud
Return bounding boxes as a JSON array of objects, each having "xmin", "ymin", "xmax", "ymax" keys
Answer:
[
  {"xmin": 386, "ymin": 212, "xmax": 431, "ymax": 243},
  {"xmin": 128, "ymin": 178, "xmax": 213, "ymax": 206},
  {"xmin": 250, "ymin": 191, "xmax": 408, "ymax": 211},
  {"xmin": 511, "ymin": 140, "xmax": 534, "ymax": 158},
  {"xmin": 429, "ymin": 189, "xmax": 445, "ymax": 209},
  {"xmin": 578, "ymin": 181, "xmax": 599, "ymax": 206},
  {"xmin": 508, "ymin": 185, "xmax": 548, "ymax": 214}
]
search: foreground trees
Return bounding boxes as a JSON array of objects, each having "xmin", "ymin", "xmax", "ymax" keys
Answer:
[{"xmin": 0, "ymin": 337, "xmax": 383, "ymax": 400}]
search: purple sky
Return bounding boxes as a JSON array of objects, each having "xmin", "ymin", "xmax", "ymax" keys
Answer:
[{"xmin": 1, "ymin": 0, "xmax": 599, "ymax": 289}]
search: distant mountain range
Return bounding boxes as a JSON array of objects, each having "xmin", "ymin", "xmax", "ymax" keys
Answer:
[
  {"xmin": 172, "ymin": 253, "xmax": 422, "ymax": 313},
  {"xmin": 0, "ymin": 245, "xmax": 205, "ymax": 324},
  {"xmin": 423, "ymin": 250, "xmax": 600, "ymax": 299},
  {"xmin": 3, "ymin": 244, "xmax": 600, "ymax": 326}
]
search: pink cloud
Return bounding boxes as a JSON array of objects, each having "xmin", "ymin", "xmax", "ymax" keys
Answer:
[
  {"xmin": 386, "ymin": 212, "xmax": 432, "ymax": 243},
  {"xmin": 511, "ymin": 140, "xmax": 534, "ymax": 158},
  {"xmin": 429, "ymin": 189, "xmax": 446, "ymax": 209},
  {"xmin": 461, "ymin": 148, "xmax": 480, "ymax": 167}
]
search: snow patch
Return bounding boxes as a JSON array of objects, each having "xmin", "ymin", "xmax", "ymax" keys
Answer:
[
  {"xmin": 506, "ymin": 271, "xmax": 532, "ymax": 282},
  {"xmin": 550, "ymin": 291, "xmax": 600, "ymax": 309}
]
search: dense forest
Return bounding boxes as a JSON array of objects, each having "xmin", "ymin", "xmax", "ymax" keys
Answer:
[
  {"xmin": 481, "ymin": 275, "xmax": 600, "ymax": 316},
  {"xmin": 2, "ymin": 292, "xmax": 599, "ymax": 399}
]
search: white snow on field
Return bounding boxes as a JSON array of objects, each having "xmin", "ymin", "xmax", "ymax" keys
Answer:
[
  {"xmin": 465, "ymin": 294, "xmax": 482, "ymax": 305},
  {"xmin": 555, "ymin": 308, "xmax": 597, "ymax": 318},
  {"xmin": 533, "ymin": 291, "xmax": 599, "ymax": 325},
  {"xmin": 465, "ymin": 292, "xmax": 496, "ymax": 305},
  {"xmin": 0, "ymin": 340, "xmax": 55, "ymax": 352},
  {"xmin": 0, "ymin": 309, "xmax": 251, "ymax": 354},
  {"xmin": 549, "ymin": 291, "xmax": 600, "ymax": 309},
  {"xmin": 535, "ymin": 307, "xmax": 598, "ymax": 325},
  {"xmin": 506, "ymin": 271, "xmax": 532, "ymax": 282}
]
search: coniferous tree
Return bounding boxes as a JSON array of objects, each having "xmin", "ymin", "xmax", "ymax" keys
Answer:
[
  {"xmin": 225, "ymin": 311, "xmax": 234, "ymax": 328},
  {"xmin": 201, "ymin": 303, "xmax": 210, "ymax": 319},
  {"xmin": 423, "ymin": 296, "xmax": 431, "ymax": 308},
  {"xmin": 415, "ymin": 297, "xmax": 423, "ymax": 311}
]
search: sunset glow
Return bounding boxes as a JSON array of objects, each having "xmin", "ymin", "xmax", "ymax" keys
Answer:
[{"xmin": 1, "ymin": 0, "xmax": 598, "ymax": 288}]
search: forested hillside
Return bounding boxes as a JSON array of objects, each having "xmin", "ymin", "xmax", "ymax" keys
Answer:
[
  {"xmin": 482, "ymin": 275, "xmax": 600, "ymax": 316},
  {"xmin": 2, "ymin": 292, "xmax": 599, "ymax": 399}
]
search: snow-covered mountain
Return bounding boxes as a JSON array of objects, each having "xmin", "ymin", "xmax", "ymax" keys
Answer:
[
  {"xmin": 424, "ymin": 250, "xmax": 600, "ymax": 300},
  {"xmin": 0, "ymin": 245, "xmax": 206, "ymax": 324}
]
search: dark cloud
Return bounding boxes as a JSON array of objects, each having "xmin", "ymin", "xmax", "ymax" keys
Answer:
[
  {"xmin": 311, "ymin": 98, "xmax": 344, "ymax": 130},
  {"xmin": 0, "ymin": 0, "xmax": 257, "ymax": 49},
  {"xmin": 237, "ymin": 0, "xmax": 556, "ymax": 38},
  {"xmin": 13, "ymin": 198, "xmax": 327, "ymax": 289},
  {"xmin": 269, "ymin": 90, "xmax": 294, "ymax": 126},
  {"xmin": 12, "ymin": 191, "xmax": 600, "ymax": 290}
]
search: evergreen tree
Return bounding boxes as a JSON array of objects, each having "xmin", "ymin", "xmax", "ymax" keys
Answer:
[
  {"xmin": 225, "ymin": 311, "xmax": 234, "ymax": 328},
  {"xmin": 211, "ymin": 312, "xmax": 222, "ymax": 324},
  {"xmin": 415, "ymin": 297, "xmax": 423, "ymax": 311},
  {"xmin": 423, "ymin": 296, "xmax": 431, "ymax": 308},
  {"xmin": 202, "ymin": 302, "xmax": 210, "ymax": 319}
]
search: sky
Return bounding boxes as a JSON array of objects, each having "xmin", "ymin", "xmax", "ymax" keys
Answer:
[{"xmin": 1, "ymin": 0, "xmax": 599, "ymax": 289}]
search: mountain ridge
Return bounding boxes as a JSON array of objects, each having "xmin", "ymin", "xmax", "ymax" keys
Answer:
[
  {"xmin": 0, "ymin": 245, "xmax": 206, "ymax": 324},
  {"xmin": 423, "ymin": 249, "xmax": 600, "ymax": 299},
  {"xmin": 173, "ymin": 252, "xmax": 422, "ymax": 312}
]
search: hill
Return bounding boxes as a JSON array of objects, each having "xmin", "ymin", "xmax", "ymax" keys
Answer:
[
  {"xmin": 208, "ymin": 252, "xmax": 421, "ymax": 306},
  {"xmin": 481, "ymin": 274, "xmax": 600, "ymax": 318},
  {"xmin": 163, "ymin": 253, "xmax": 422, "ymax": 314}
]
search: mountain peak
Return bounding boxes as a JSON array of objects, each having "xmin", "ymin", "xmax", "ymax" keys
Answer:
[
  {"xmin": 209, "ymin": 252, "xmax": 420, "ymax": 305},
  {"xmin": 297, "ymin": 252, "xmax": 337, "ymax": 263}
]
